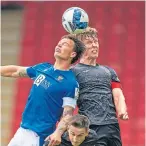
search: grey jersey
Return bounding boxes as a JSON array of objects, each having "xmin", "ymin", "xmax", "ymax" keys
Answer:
[{"xmin": 72, "ymin": 63, "xmax": 120, "ymax": 125}]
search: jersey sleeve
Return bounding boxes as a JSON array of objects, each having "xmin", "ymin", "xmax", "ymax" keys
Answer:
[
  {"xmin": 105, "ymin": 66, "xmax": 120, "ymax": 83},
  {"xmin": 26, "ymin": 62, "xmax": 52, "ymax": 80},
  {"xmin": 62, "ymin": 81, "xmax": 79, "ymax": 109},
  {"xmin": 104, "ymin": 66, "xmax": 122, "ymax": 89},
  {"xmin": 26, "ymin": 66, "xmax": 37, "ymax": 79}
]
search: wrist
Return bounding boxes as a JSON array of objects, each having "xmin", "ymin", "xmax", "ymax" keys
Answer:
[{"xmin": 54, "ymin": 129, "xmax": 64, "ymax": 136}]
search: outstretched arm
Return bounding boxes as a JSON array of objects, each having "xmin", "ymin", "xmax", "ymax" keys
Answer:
[
  {"xmin": 45, "ymin": 106, "xmax": 74, "ymax": 146},
  {"xmin": 0, "ymin": 65, "xmax": 28, "ymax": 78},
  {"xmin": 112, "ymin": 88, "xmax": 129, "ymax": 120}
]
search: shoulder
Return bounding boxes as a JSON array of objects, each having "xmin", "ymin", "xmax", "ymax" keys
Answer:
[
  {"xmin": 81, "ymin": 129, "xmax": 97, "ymax": 145},
  {"xmin": 68, "ymin": 70, "xmax": 78, "ymax": 82},
  {"xmin": 70, "ymin": 63, "xmax": 82, "ymax": 71},
  {"xmin": 88, "ymin": 129, "xmax": 98, "ymax": 138},
  {"xmin": 33, "ymin": 62, "xmax": 52, "ymax": 69},
  {"xmin": 101, "ymin": 65, "xmax": 120, "ymax": 81},
  {"xmin": 102, "ymin": 65, "xmax": 116, "ymax": 73},
  {"xmin": 67, "ymin": 71, "xmax": 79, "ymax": 88},
  {"xmin": 99, "ymin": 65, "xmax": 118, "ymax": 76},
  {"xmin": 30, "ymin": 62, "xmax": 53, "ymax": 73},
  {"xmin": 71, "ymin": 64, "xmax": 88, "ymax": 76}
]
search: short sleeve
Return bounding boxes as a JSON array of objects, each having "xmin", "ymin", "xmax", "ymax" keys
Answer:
[
  {"xmin": 110, "ymin": 69, "xmax": 120, "ymax": 83},
  {"xmin": 105, "ymin": 66, "xmax": 120, "ymax": 83},
  {"xmin": 26, "ymin": 67, "xmax": 37, "ymax": 79},
  {"xmin": 26, "ymin": 62, "xmax": 52, "ymax": 80},
  {"xmin": 62, "ymin": 82, "xmax": 79, "ymax": 109},
  {"xmin": 26, "ymin": 63, "xmax": 42, "ymax": 79}
]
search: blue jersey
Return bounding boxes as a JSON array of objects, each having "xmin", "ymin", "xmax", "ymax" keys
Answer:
[{"xmin": 21, "ymin": 62, "xmax": 79, "ymax": 138}]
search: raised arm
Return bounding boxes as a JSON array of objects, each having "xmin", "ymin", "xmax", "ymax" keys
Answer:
[
  {"xmin": 112, "ymin": 88, "xmax": 129, "ymax": 120},
  {"xmin": 0, "ymin": 65, "xmax": 28, "ymax": 78},
  {"xmin": 56, "ymin": 106, "xmax": 74, "ymax": 135},
  {"xmin": 45, "ymin": 106, "xmax": 74, "ymax": 146}
]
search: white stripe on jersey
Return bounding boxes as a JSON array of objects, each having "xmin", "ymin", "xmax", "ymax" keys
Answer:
[{"xmin": 62, "ymin": 97, "xmax": 77, "ymax": 109}]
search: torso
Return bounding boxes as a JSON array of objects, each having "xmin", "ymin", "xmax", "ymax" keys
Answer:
[
  {"xmin": 72, "ymin": 63, "xmax": 118, "ymax": 125},
  {"xmin": 21, "ymin": 63, "xmax": 78, "ymax": 136}
]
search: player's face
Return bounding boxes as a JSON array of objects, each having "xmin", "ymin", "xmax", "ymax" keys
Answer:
[
  {"xmin": 54, "ymin": 38, "xmax": 76, "ymax": 62},
  {"xmin": 82, "ymin": 36, "xmax": 99, "ymax": 59},
  {"xmin": 68, "ymin": 125, "xmax": 88, "ymax": 146}
]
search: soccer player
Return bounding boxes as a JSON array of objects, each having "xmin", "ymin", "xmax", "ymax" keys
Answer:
[
  {"xmin": 48, "ymin": 28, "xmax": 129, "ymax": 146},
  {"xmin": 44, "ymin": 114, "xmax": 98, "ymax": 146},
  {"xmin": 71, "ymin": 28, "xmax": 129, "ymax": 146},
  {"xmin": 0, "ymin": 35, "xmax": 85, "ymax": 146}
]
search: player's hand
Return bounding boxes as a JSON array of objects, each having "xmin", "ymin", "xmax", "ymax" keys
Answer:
[
  {"xmin": 118, "ymin": 111, "xmax": 129, "ymax": 120},
  {"xmin": 45, "ymin": 132, "xmax": 61, "ymax": 146},
  {"xmin": 117, "ymin": 103, "xmax": 129, "ymax": 120}
]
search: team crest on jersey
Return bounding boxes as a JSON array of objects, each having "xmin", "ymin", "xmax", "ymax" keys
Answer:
[{"xmin": 56, "ymin": 76, "xmax": 64, "ymax": 81}]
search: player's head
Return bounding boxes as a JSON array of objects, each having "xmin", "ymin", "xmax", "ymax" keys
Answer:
[
  {"xmin": 54, "ymin": 35, "xmax": 85, "ymax": 64},
  {"xmin": 67, "ymin": 114, "xmax": 90, "ymax": 146},
  {"xmin": 74, "ymin": 27, "xmax": 99, "ymax": 60}
]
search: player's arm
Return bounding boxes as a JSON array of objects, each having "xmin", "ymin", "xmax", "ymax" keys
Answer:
[
  {"xmin": 0, "ymin": 65, "xmax": 28, "ymax": 78},
  {"xmin": 55, "ymin": 106, "xmax": 74, "ymax": 135},
  {"xmin": 112, "ymin": 87, "xmax": 129, "ymax": 120},
  {"xmin": 45, "ymin": 106, "xmax": 74, "ymax": 146},
  {"xmin": 107, "ymin": 66, "xmax": 129, "ymax": 120},
  {"xmin": 45, "ymin": 84, "xmax": 79, "ymax": 146}
]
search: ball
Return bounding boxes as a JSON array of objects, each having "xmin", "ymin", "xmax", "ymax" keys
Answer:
[{"xmin": 62, "ymin": 7, "xmax": 89, "ymax": 34}]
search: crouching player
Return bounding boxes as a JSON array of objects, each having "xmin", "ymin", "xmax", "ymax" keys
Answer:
[{"xmin": 44, "ymin": 114, "xmax": 98, "ymax": 146}]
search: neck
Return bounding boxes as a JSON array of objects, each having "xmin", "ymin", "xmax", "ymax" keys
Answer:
[
  {"xmin": 80, "ymin": 57, "xmax": 97, "ymax": 66},
  {"xmin": 54, "ymin": 60, "xmax": 71, "ymax": 70}
]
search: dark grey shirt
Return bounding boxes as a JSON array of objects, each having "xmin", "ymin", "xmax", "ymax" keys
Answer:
[{"xmin": 71, "ymin": 63, "xmax": 120, "ymax": 125}]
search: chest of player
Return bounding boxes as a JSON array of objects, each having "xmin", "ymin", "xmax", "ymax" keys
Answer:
[
  {"xmin": 76, "ymin": 66, "xmax": 111, "ymax": 88},
  {"xmin": 33, "ymin": 72, "xmax": 67, "ymax": 96}
]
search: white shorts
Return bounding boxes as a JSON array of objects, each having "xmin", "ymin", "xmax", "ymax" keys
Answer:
[{"xmin": 8, "ymin": 127, "xmax": 40, "ymax": 146}]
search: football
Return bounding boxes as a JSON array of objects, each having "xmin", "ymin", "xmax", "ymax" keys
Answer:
[{"xmin": 62, "ymin": 7, "xmax": 89, "ymax": 34}]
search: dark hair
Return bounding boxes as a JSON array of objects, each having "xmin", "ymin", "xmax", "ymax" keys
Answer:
[
  {"xmin": 62, "ymin": 35, "xmax": 85, "ymax": 64},
  {"xmin": 69, "ymin": 114, "xmax": 90, "ymax": 129}
]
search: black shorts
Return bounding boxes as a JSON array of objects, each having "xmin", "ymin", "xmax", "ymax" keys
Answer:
[{"xmin": 89, "ymin": 123, "xmax": 122, "ymax": 146}]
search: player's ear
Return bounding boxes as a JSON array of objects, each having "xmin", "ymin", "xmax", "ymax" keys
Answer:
[
  {"xmin": 86, "ymin": 128, "xmax": 89, "ymax": 136},
  {"xmin": 70, "ymin": 52, "xmax": 77, "ymax": 58}
]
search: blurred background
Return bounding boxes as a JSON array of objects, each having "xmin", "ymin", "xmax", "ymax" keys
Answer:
[{"xmin": 1, "ymin": 1, "xmax": 145, "ymax": 146}]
